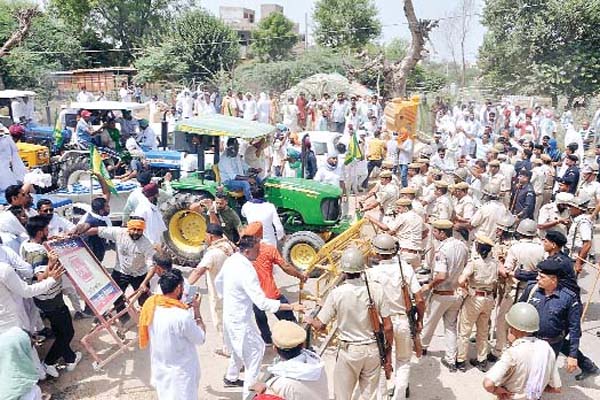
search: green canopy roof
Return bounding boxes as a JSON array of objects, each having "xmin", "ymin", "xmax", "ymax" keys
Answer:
[{"xmin": 175, "ymin": 115, "xmax": 276, "ymax": 139}]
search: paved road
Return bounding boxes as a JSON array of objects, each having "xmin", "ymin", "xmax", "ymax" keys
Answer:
[{"xmin": 40, "ymin": 222, "xmax": 600, "ymax": 400}]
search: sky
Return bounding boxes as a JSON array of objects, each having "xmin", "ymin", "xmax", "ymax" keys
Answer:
[{"xmin": 203, "ymin": 0, "xmax": 486, "ymax": 62}]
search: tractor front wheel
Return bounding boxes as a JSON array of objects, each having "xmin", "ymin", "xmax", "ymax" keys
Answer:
[
  {"xmin": 160, "ymin": 192, "xmax": 209, "ymax": 266},
  {"xmin": 282, "ymin": 231, "xmax": 325, "ymax": 277}
]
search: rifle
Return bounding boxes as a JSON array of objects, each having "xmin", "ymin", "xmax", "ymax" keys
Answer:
[
  {"xmin": 304, "ymin": 274, "xmax": 345, "ymax": 350},
  {"xmin": 364, "ymin": 272, "xmax": 393, "ymax": 379},
  {"xmin": 398, "ymin": 259, "xmax": 423, "ymax": 357}
]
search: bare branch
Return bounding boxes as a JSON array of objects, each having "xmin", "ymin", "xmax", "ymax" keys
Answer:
[{"xmin": 0, "ymin": 7, "xmax": 41, "ymax": 58}]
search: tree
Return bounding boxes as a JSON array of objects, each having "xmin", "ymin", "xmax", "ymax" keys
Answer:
[
  {"xmin": 50, "ymin": 0, "xmax": 195, "ymax": 65},
  {"xmin": 313, "ymin": 0, "xmax": 381, "ymax": 50},
  {"xmin": 0, "ymin": 4, "xmax": 39, "ymax": 58},
  {"xmin": 479, "ymin": 0, "xmax": 600, "ymax": 106},
  {"xmin": 135, "ymin": 9, "xmax": 239, "ymax": 84},
  {"xmin": 251, "ymin": 12, "xmax": 298, "ymax": 61},
  {"xmin": 0, "ymin": 1, "xmax": 84, "ymax": 90}
]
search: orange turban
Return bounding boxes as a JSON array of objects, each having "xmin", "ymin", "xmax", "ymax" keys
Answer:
[
  {"xmin": 241, "ymin": 221, "xmax": 263, "ymax": 238},
  {"xmin": 127, "ymin": 219, "xmax": 146, "ymax": 231}
]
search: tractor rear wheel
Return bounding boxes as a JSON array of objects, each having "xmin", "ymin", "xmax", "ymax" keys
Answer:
[
  {"xmin": 160, "ymin": 192, "xmax": 209, "ymax": 267},
  {"xmin": 58, "ymin": 156, "xmax": 90, "ymax": 188},
  {"xmin": 282, "ymin": 231, "xmax": 326, "ymax": 277}
]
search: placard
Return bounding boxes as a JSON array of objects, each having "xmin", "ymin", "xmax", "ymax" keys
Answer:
[{"xmin": 46, "ymin": 237, "xmax": 122, "ymax": 315}]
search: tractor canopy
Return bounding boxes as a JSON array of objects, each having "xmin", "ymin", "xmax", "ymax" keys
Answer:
[{"xmin": 174, "ymin": 114, "xmax": 276, "ymax": 139}]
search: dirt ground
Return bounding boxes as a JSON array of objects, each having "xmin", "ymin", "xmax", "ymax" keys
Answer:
[{"xmin": 38, "ymin": 199, "xmax": 600, "ymax": 399}]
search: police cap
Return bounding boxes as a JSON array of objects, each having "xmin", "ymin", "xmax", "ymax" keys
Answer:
[{"xmin": 544, "ymin": 230, "xmax": 567, "ymax": 247}]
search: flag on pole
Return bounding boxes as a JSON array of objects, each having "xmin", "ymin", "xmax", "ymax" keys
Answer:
[
  {"xmin": 90, "ymin": 145, "xmax": 118, "ymax": 194},
  {"xmin": 344, "ymin": 130, "xmax": 363, "ymax": 165},
  {"xmin": 52, "ymin": 114, "xmax": 63, "ymax": 150}
]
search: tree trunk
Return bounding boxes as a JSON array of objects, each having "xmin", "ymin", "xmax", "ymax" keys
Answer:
[
  {"xmin": 0, "ymin": 8, "xmax": 40, "ymax": 58},
  {"xmin": 390, "ymin": 0, "xmax": 438, "ymax": 98}
]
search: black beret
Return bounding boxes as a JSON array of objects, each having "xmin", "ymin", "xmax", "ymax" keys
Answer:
[
  {"xmin": 537, "ymin": 259, "xmax": 563, "ymax": 277},
  {"xmin": 545, "ymin": 230, "xmax": 567, "ymax": 247},
  {"xmin": 206, "ymin": 223, "xmax": 223, "ymax": 236},
  {"xmin": 567, "ymin": 154, "xmax": 579, "ymax": 162},
  {"xmin": 518, "ymin": 168, "xmax": 532, "ymax": 178}
]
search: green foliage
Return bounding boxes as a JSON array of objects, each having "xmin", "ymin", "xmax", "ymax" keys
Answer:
[
  {"xmin": 251, "ymin": 12, "xmax": 298, "ymax": 62},
  {"xmin": 313, "ymin": 0, "xmax": 381, "ymax": 50},
  {"xmin": 135, "ymin": 9, "xmax": 240, "ymax": 84},
  {"xmin": 50, "ymin": 0, "xmax": 196, "ymax": 65},
  {"xmin": 479, "ymin": 0, "xmax": 600, "ymax": 101},
  {"xmin": 216, "ymin": 48, "xmax": 347, "ymax": 94},
  {"xmin": 0, "ymin": 1, "xmax": 83, "ymax": 91}
]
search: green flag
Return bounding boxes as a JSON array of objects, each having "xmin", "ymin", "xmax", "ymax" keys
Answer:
[
  {"xmin": 344, "ymin": 130, "xmax": 363, "ymax": 165},
  {"xmin": 53, "ymin": 114, "xmax": 63, "ymax": 149},
  {"xmin": 90, "ymin": 145, "xmax": 118, "ymax": 194}
]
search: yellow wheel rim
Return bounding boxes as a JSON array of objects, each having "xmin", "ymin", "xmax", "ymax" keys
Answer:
[
  {"xmin": 290, "ymin": 243, "xmax": 317, "ymax": 269},
  {"xmin": 168, "ymin": 210, "xmax": 206, "ymax": 253}
]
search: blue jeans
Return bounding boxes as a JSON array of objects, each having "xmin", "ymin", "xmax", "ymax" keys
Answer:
[
  {"xmin": 253, "ymin": 294, "xmax": 296, "ymax": 344},
  {"xmin": 335, "ymin": 122, "xmax": 345, "ymax": 133},
  {"xmin": 224, "ymin": 179, "xmax": 252, "ymax": 201},
  {"xmin": 399, "ymin": 164, "xmax": 409, "ymax": 187}
]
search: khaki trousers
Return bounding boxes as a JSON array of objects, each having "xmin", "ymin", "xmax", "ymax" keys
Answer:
[
  {"xmin": 493, "ymin": 289, "xmax": 515, "ymax": 356},
  {"xmin": 534, "ymin": 193, "xmax": 543, "ymax": 220},
  {"xmin": 377, "ymin": 314, "xmax": 412, "ymax": 400},
  {"xmin": 335, "ymin": 342, "xmax": 381, "ymax": 400},
  {"xmin": 457, "ymin": 295, "xmax": 495, "ymax": 362},
  {"xmin": 420, "ymin": 293, "xmax": 462, "ymax": 363}
]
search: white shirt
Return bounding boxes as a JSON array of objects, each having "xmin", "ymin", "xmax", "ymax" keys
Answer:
[
  {"xmin": 133, "ymin": 198, "xmax": 167, "ymax": 245},
  {"xmin": 241, "ymin": 201, "xmax": 285, "ymax": 246},
  {"xmin": 149, "ymin": 306, "xmax": 205, "ymax": 400},
  {"xmin": 48, "ymin": 214, "xmax": 75, "ymax": 237},
  {"xmin": 243, "ymin": 99, "xmax": 257, "ymax": 121},
  {"xmin": 218, "ymin": 154, "xmax": 247, "ymax": 182},
  {"xmin": 119, "ymin": 87, "xmax": 132, "ymax": 102},
  {"xmin": 398, "ymin": 138, "xmax": 413, "ymax": 165},
  {"xmin": 98, "ymin": 227, "xmax": 155, "ymax": 276},
  {"xmin": 313, "ymin": 166, "xmax": 341, "ymax": 186},
  {"xmin": 0, "ymin": 134, "xmax": 27, "ymax": 191},
  {"xmin": 0, "ymin": 262, "xmax": 56, "ymax": 334},
  {"xmin": 125, "ymin": 137, "xmax": 144, "ymax": 155},
  {"xmin": 77, "ymin": 91, "xmax": 94, "ymax": 103},
  {"xmin": 215, "ymin": 252, "xmax": 280, "ymax": 338},
  {"xmin": 257, "ymin": 97, "xmax": 271, "ymax": 124}
]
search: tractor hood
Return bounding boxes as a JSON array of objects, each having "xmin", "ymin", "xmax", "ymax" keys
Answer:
[{"xmin": 263, "ymin": 177, "xmax": 341, "ymax": 199}]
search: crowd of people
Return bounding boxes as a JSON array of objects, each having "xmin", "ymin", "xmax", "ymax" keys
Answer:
[{"xmin": 2, "ymin": 85, "xmax": 600, "ymax": 400}]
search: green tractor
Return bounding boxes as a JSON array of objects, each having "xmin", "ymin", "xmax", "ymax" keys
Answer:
[{"xmin": 160, "ymin": 115, "xmax": 351, "ymax": 270}]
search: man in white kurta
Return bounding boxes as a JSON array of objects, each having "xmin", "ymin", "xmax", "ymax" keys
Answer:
[
  {"xmin": 216, "ymin": 236, "xmax": 298, "ymax": 398},
  {"xmin": 133, "ymin": 183, "xmax": 167, "ymax": 245},
  {"xmin": 146, "ymin": 273, "xmax": 205, "ymax": 400}
]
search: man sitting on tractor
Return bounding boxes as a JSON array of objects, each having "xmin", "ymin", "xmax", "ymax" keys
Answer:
[{"xmin": 218, "ymin": 138, "xmax": 261, "ymax": 201}]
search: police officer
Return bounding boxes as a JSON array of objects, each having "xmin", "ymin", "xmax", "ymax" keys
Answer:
[
  {"xmin": 566, "ymin": 195, "xmax": 593, "ymax": 273},
  {"xmin": 360, "ymin": 170, "xmax": 400, "ymax": 221},
  {"xmin": 510, "ymin": 169, "xmax": 536, "ymax": 220},
  {"xmin": 429, "ymin": 180, "xmax": 454, "ymax": 221},
  {"xmin": 367, "ymin": 234, "xmax": 424, "ymax": 399},
  {"xmin": 366, "ymin": 198, "xmax": 425, "ymax": 270},
  {"xmin": 456, "ymin": 235, "xmax": 497, "ymax": 373},
  {"xmin": 399, "ymin": 187, "xmax": 426, "ymax": 218},
  {"xmin": 452, "ymin": 182, "xmax": 476, "ymax": 242},
  {"xmin": 307, "ymin": 247, "xmax": 393, "ymax": 400},
  {"xmin": 483, "ymin": 303, "xmax": 561, "ymax": 398},
  {"xmin": 521, "ymin": 260, "xmax": 600, "ymax": 381},
  {"xmin": 468, "ymin": 182, "xmax": 509, "ymax": 240},
  {"xmin": 420, "ymin": 219, "xmax": 469, "ymax": 372},
  {"xmin": 537, "ymin": 192, "xmax": 573, "ymax": 237},
  {"xmin": 491, "ymin": 219, "xmax": 544, "ymax": 360},
  {"xmin": 561, "ymin": 154, "xmax": 580, "ymax": 194}
]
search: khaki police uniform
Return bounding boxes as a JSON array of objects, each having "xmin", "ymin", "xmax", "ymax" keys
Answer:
[
  {"xmin": 421, "ymin": 235, "xmax": 469, "ymax": 364},
  {"xmin": 317, "ymin": 277, "xmax": 390, "ymax": 400},
  {"xmin": 537, "ymin": 202, "xmax": 569, "ymax": 237},
  {"xmin": 531, "ymin": 163, "xmax": 545, "ymax": 219},
  {"xmin": 493, "ymin": 239, "xmax": 544, "ymax": 357},
  {"xmin": 470, "ymin": 199, "xmax": 509, "ymax": 240},
  {"xmin": 376, "ymin": 182, "xmax": 400, "ymax": 220},
  {"xmin": 367, "ymin": 257, "xmax": 421, "ymax": 399},
  {"xmin": 457, "ymin": 252, "xmax": 498, "ymax": 363},
  {"xmin": 389, "ymin": 208, "xmax": 425, "ymax": 270},
  {"xmin": 567, "ymin": 213, "xmax": 593, "ymax": 259},
  {"xmin": 541, "ymin": 162, "xmax": 555, "ymax": 206},
  {"xmin": 430, "ymin": 193, "xmax": 454, "ymax": 221},
  {"xmin": 485, "ymin": 337, "xmax": 561, "ymax": 399}
]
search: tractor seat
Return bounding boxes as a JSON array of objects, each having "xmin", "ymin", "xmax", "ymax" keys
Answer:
[{"xmin": 212, "ymin": 165, "xmax": 245, "ymax": 199}]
